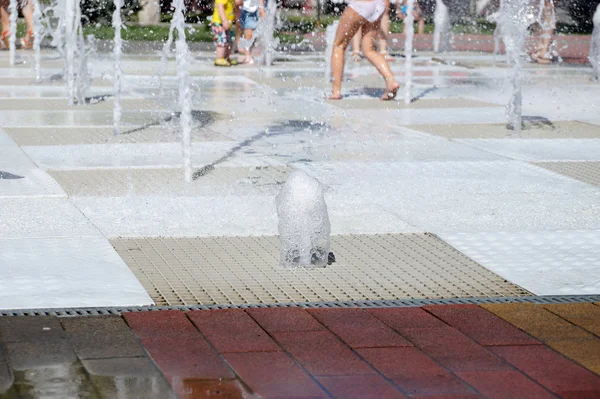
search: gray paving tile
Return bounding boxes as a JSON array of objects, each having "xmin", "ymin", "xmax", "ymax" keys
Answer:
[
  {"xmin": 61, "ymin": 317, "xmax": 146, "ymax": 359},
  {"xmin": 0, "ymin": 317, "xmax": 66, "ymax": 343},
  {"xmin": 5, "ymin": 341, "xmax": 77, "ymax": 370},
  {"xmin": 0, "ymin": 362, "xmax": 12, "ymax": 394}
]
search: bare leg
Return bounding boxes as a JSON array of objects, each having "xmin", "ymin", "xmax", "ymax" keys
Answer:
[
  {"xmin": 378, "ymin": 11, "xmax": 390, "ymax": 56},
  {"xmin": 361, "ymin": 19, "xmax": 399, "ymax": 100},
  {"xmin": 330, "ymin": 7, "xmax": 364, "ymax": 99},
  {"xmin": 351, "ymin": 27, "xmax": 362, "ymax": 62},
  {"xmin": 21, "ymin": 0, "xmax": 33, "ymax": 49},
  {"xmin": 0, "ymin": 6, "xmax": 8, "ymax": 48}
]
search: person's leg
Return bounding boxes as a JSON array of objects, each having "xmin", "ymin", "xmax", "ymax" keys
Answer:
[
  {"xmin": 351, "ymin": 27, "xmax": 362, "ymax": 62},
  {"xmin": 378, "ymin": 10, "xmax": 390, "ymax": 57},
  {"xmin": 212, "ymin": 24, "xmax": 230, "ymax": 65},
  {"xmin": 330, "ymin": 6, "xmax": 364, "ymax": 99},
  {"xmin": 21, "ymin": 0, "xmax": 34, "ymax": 49},
  {"xmin": 415, "ymin": 7, "xmax": 425, "ymax": 35},
  {"xmin": 361, "ymin": 19, "xmax": 399, "ymax": 100}
]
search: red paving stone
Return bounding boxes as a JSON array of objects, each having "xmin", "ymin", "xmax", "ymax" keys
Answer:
[
  {"xmin": 400, "ymin": 327, "xmax": 511, "ymax": 372},
  {"xmin": 456, "ymin": 370, "xmax": 556, "ymax": 399},
  {"xmin": 490, "ymin": 345, "xmax": 600, "ymax": 398},
  {"xmin": 369, "ymin": 307, "xmax": 448, "ymax": 330},
  {"xmin": 317, "ymin": 375, "xmax": 408, "ymax": 399},
  {"xmin": 224, "ymin": 351, "xmax": 329, "ymax": 399},
  {"xmin": 187, "ymin": 309, "xmax": 281, "ymax": 353},
  {"xmin": 246, "ymin": 307, "xmax": 325, "ymax": 333},
  {"xmin": 357, "ymin": 347, "xmax": 477, "ymax": 397},
  {"xmin": 123, "ymin": 310, "xmax": 200, "ymax": 339},
  {"xmin": 273, "ymin": 330, "xmax": 375, "ymax": 376},
  {"xmin": 141, "ymin": 337, "xmax": 235, "ymax": 380},
  {"xmin": 424, "ymin": 305, "xmax": 541, "ymax": 346},
  {"xmin": 308, "ymin": 308, "xmax": 412, "ymax": 348}
]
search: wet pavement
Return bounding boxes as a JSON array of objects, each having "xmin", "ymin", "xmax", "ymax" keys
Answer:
[{"xmin": 1, "ymin": 303, "xmax": 600, "ymax": 398}]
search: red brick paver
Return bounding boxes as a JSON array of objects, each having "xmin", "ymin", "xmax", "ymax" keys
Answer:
[
  {"xmin": 456, "ymin": 370, "xmax": 556, "ymax": 399},
  {"xmin": 308, "ymin": 308, "xmax": 412, "ymax": 348},
  {"xmin": 187, "ymin": 309, "xmax": 281, "ymax": 353},
  {"xmin": 123, "ymin": 310, "xmax": 199, "ymax": 338},
  {"xmin": 246, "ymin": 307, "xmax": 326, "ymax": 333},
  {"xmin": 318, "ymin": 375, "xmax": 408, "ymax": 399}
]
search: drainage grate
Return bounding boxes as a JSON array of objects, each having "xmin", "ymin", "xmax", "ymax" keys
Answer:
[
  {"xmin": 49, "ymin": 166, "xmax": 290, "ymax": 197},
  {"xmin": 411, "ymin": 121, "xmax": 600, "ymax": 139},
  {"xmin": 110, "ymin": 234, "xmax": 530, "ymax": 307},
  {"xmin": 532, "ymin": 161, "xmax": 600, "ymax": 187},
  {"xmin": 1, "ymin": 296, "xmax": 599, "ymax": 317}
]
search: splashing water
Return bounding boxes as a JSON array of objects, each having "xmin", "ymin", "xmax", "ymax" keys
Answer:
[
  {"xmin": 172, "ymin": 0, "xmax": 193, "ymax": 182},
  {"xmin": 157, "ymin": 22, "xmax": 175, "ymax": 95},
  {"xmin": 404, "ymin": 0, "xmax": 415, "ymax": 104},
  {"xmin": 499, "ymin": 0, "xmax": 528, "ymax": 135},
  {"xmin": 433, "ymin": 0, "xmax": 450, "ymax": 53},
  {"xmin": 276, "ymin": 170, "xmax": 331, "ymax": 268},
  {"xmin": 8, "ymin": 0, "xmax": 17, "ymax": 65},
  {"xmin": 33, "ymin": 0, "xmax": 43, "ymax": 80},
  {"xmin": 65, "ymin": 0, "xmax": 76, "ymax": 104},
  {"xmin": 113, "ymin": 0, "xmax": 123, "ymax": 134},
  {"xmin": 262, "ymin": 0, "xmax": 278, "ymax": 66},
  {"xmin": 74, "ymin": 0, "xmax": 91, "ymax": 104},
  {"xmin": 324, "ymin": 21, "xmax": 338, "ymax": 84},
  {"xmin": 590, "ymin": 4, "xmax": 600, "ymax": 81}
]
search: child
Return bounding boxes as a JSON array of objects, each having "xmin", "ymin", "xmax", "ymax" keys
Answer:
[
  {"xmin": 211, "ymin": 0, "xmax": 238, "ymax": 66},
  {"xmin": 238, "ymin": 0, "xmax": 265, "ymax": 64},
  {"xmin": 399, "ymin": 0, "xmax": 425, "ymax": 35}
]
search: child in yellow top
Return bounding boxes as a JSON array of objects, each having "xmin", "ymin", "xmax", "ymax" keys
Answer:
[{"xmin": 211, "ymin": 0, "xmax": 238, "ymax": 66}]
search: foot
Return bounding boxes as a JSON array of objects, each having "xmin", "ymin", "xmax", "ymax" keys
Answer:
[
  {"xmin": 352, "ymin": 52, "xmax": 361, "ymax": 63},
  {"xmin": 328, "ymin": 93, "xmax": 343, "ymax": 100},
  {"xmin": 0, "ymin": 31, "xmax": 9, "ymax": 50},
  {"xmin": 381, "ymin": 81, "xmax": 400, "ymax": 101},
  {"xmin": 21, "ymin": 30, "xmax": 33, "ymax": 50},
  {"xmin": 214, "ymin": 58, "xmax": 231, "ymax": 67}
]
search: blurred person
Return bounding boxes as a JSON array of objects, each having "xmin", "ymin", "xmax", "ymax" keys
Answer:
[
  {"xmin": 329, "ymin": 0, "xmax": 399, "ymax": 100},
  {"xmin": 529, "ymin": 0, "xmax": 556, "ymax": 64},
  {"xmin": 237, "ymin": 0, "xmax": 265, "ymax": 64},
  {"xmin": 350, "ymin": 0, "xmax": 392, "ymax": 62},
  {"xmin": 399, "ymin": 0, "xmax": 424, "ymax": 35},
  {"xmin": 211, "ymin": 0, "xmax": 241, "ymax": 66},
  {"xmin": 0, "ymin": 0, "xmax": 34, "ymax": 50}
]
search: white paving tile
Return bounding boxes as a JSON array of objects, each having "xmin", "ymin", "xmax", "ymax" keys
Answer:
[
  {"xmin": 0, "ymin": 237, "xmax": 153, "ymax": 309},
  {"xmin": 23, "ymin": 142, "xmax": 237, "ymax": 170},
  {"xmin": 439, "ymin": 231, "xmax": 600, "ymax": 295},
  {"xmin": 1, "ymin": 146, "xmax": 66, "ymax": 197},
  {"xmin": 0, "ymin": 198, "xmax": 102, "ymax": 238},
  {"xmin": 457, "ymin": 139, "xmax": 600, "ymax": 161}
]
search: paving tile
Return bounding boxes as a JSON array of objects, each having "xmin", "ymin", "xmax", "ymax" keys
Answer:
[
  {"xmin": 4, "ymin": 340, "xmax": 77, "ymax": 369},
  {"xmin": 307, "ymin": 309, "xmax": 412, "ymax": 348},
  {"xmin": 400, "ymin": 327, "xmax": 511, "ymax": 372},
  {"xmin": 0, "ymin": 362, "xmax": 13, "ymax": 394},
  {"xmin": 481, "ymin": 304, "xmax": 593, "ymax": 342},
  {"xmin": 246, "ymin": 307, "xmax": 326, "ymax": 333},
  {"xmin": 0, "ymin": 316, "xmax": 67, "ymax": 343},
  {"xmin": 141, "ymin": 337, "xmax": 235, "ymax": 380},
  {"xmin": 83, "ymin": 357, "xmax": 177, "ymax": 399},
  {"xmin": 187, "ymin": 309, "xmax": 281, "ymax": 353},
  {"xmin": 224, "ymin": 351, "xmax": 329, "ymax": 399},
  {"xmin": 543, "ymin": 304, "xmax": 600, "ymax": 337},
  {"xmin": 410, "ymin": 395, "xmax": 483, "ymax": 399},
  {"xmin": 546, "ymin": 339, "xmax": 600, "ymax": 375},
  {"xmin": 61, "ymin": 316, "xmax": 146, "ymax": 359},
  {"xmin": 357, "ymin": 347, "xmax": 476, "ymax": 396},
  {"xmin": 273, "ymin": 330, "xmax": 375, "ymax": 376},
  {"xmin": 490, "ymin": 345, "xmax": 600, "ymax": 397},
  {"xmin": 423, "ymin": 305, "xmax": 540, "ymax": 346},
  {"xmin": 171, "ymin": 379, "xmax": 254, "ymax": 399},
  {"xmin": 369, "ymin": 307, "xmax": 448, "ymax": 330},
  {"xmin": 317, "ymin": 375, "xmax": 408, "ymax": 399},
  {"xmin": 456, "ymin": 371, "xmax": 556, "ymax": 399},
  {"xmin": 123, "ymin": 310, "xmax": 200, "ymax": 339}
]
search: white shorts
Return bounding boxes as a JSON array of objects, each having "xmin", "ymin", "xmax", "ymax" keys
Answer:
[{"xmin": 349, "ymin": 0, "xmax": 386, "ymax": 23}]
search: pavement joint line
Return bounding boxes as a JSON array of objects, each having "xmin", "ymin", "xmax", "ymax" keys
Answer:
[{"xmin": 1, "ymin": 295, "xmax": 599, "ymax": 317}]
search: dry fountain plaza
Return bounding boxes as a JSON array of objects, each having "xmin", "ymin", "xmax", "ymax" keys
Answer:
[{"xmin": 1, "ymin": 35, "xmax": 600, "ymax": 398}]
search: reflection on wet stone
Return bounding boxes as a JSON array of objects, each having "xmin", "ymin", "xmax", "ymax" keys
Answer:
[
  {"xmin": 171, "ymin": 378, "xmax": 258, "ymax": 399},
  {"xmin": 13, "ymin": 363, "xmax": 98, "ymax": 399}
]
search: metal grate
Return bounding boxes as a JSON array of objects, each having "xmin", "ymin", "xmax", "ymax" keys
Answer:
[
  {"xmin": 110, "ymin": 234, "xmax": 530, "ymax": 307},
  {"xmin": 49, "ymin": 166, "xmax": 290, "ymax": 197},
  {"xmin": 1, "ymin": 296, "xmax": 599, "ymax": 317},
  {"xmin": 532, "ymin": 161, "xmax": 600, "ymax": 187},
  {"xmin": 411, "ymin": 121, "xmax": 600, "ymax": 139}
]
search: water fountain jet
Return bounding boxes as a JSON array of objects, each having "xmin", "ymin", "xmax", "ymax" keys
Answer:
[
  {"xmin": 113, "ymin": 0, "xmax": 123, "ymax": 134},
  {"xmin": 433, "ymin": 0, "xmax": 450, "ymax": 53},
  {"xmin": 404, "ymin": 0, "xmax": 415, "ymax": 104},
  {"xmin": 590, "ymin": 4, "xmax": 600, "ymax": 81},
  {"xmin": 8, "ymin": 0, "xmax": 17, "ymax": 65}
]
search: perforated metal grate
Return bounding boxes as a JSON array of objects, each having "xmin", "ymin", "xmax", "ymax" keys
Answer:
[
  {"xmin": 49, "ymin": 166, "xmax": 290, "ymax": 197},
  {"xmin": 110, "ymin": 234, "xmax": 530, "ymax": 307},
  {"xmin": 532, "ymin": 161, "xmax": 600, "ymax": 187}
]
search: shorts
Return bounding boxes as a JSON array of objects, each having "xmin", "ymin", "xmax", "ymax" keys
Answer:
[
  {"xmin": 240, "ymin": 9, "xmax": 259, "ymax": 30},
  {"xmin": 348, "ymin": 0, "xmax": 386, "ymax": 24},
  {"xmin": 211, "ymin": 23, "xmax": 234, "ymax": 48}
]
